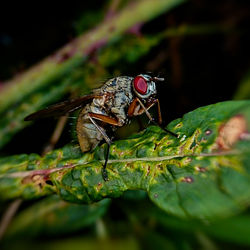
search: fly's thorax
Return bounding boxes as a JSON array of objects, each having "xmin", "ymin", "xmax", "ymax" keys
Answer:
[
  {"xmin": 101, "ymin": 76, "xmax": 133, "ymax": 99},
  {"xmin": 102, "ymin": 76, "xmax": 133, "ymax": 91},
  {"xmin": 92, "ymin": 76, "xmax": 134, "ymax": 122}
]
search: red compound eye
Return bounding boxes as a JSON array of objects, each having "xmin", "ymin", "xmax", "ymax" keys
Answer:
[{"xmin": 133, "ymin": 76, "xmax": 148, "ymax": 95}]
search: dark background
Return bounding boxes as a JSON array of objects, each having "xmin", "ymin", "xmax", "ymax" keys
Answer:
[
  {"xmin": 1, "ymin": 1, "xmax": 249, "ymax": 103},
  {"xmin": 1, "ymin": 1, "xmax": 250, "ymax": 155}
]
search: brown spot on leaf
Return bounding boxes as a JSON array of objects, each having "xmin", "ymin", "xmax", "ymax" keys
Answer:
[
  {"xmin": 126, "ymin": 163, "xmax": 132, "ymax": 169},
  {"xmin": 119, "ymin": 151, "xmax": 125, "ymax": 156},
  {"xmin": 96, "ymin": 182, "xmax": 103, "ymax": 192},
  {"xmin": 157, "ymin": 164, "xmax": 163, "ymax": 171},
  {"xmin": 32, "ymin": 175, "xmax": 46, "ymax": 188},
  {"xmin": 205, "ymin": 129, "xmax": 212, "ymax": 135},
  {"xmin": 22, "ymin": 176, "xmax": 32, "ymax": 184},
  {"xmin": 183, "ymin": 157, "xmax": 192, "ymax": 165},
  {"xmin": 22, "ymin": 174, "xmax": 47, "ymax": 189},
  {"xmin": 175, "ymin": 123, "xmax": 182, "ymax": 128},
  {"xmin": 217, "ymin": 115, "xmax": 247, "ymax": 150},
  {"xmin": 200, "ymin": 137, "xmax": 208, "ymax": 144},
  {"xmin": 146, "ymin": 166, "xmax": 151, "ymax": 176},
  {"xmin": 181, "ymin": 176, "xmax": 194, "ymax": 183},
  {"xmin": 154, "ymin": 193, "xmax": 158, "ymax": 198},
  {"xmin": 195, "ymin": 166, "xmax": 207, "ymax": 172}
]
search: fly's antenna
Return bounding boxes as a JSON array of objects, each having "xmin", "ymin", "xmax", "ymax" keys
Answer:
[
  {"xmin": 143, "ymin": 72, "xmax": 165, "ymax": 82},
  {"xmin": 153, "ymin": 76, "xmax": 165, "ymax": 82}
]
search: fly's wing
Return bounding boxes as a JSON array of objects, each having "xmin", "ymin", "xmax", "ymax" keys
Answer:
[{"xmin": 24, "ymin": 94, "xmax": 100, "ymax": 121}]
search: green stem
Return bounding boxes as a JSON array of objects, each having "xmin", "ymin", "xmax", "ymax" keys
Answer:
[{"xmin": 0, "ymin": 0, "xmax": 186, "ymax": 114}]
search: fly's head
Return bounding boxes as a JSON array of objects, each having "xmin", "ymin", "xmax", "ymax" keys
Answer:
[{"xmin": 132, "ymin": 74, "xmax": 164, "ymax": 100}]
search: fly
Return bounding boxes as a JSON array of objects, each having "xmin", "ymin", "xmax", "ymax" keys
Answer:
[{"xmin": 24, "ymin": 74, "xmax": 177, "ymax": 181}]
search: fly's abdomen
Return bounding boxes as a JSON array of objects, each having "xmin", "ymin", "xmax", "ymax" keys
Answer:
[{"xmin": 76, "ymin": 109, "xmax": 103, "ymax": 152}]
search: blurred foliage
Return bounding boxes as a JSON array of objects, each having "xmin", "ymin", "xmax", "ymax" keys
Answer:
[
  {"xmin": 4, "ymin": 196, "xmax": 110, "ymax": 238},
  {"xmin": 234, "ymin": 71, "xmax": 250, "ymax": 100},
  {"xmin": 0, "ymin": 0, "xmax": 250, "ymax": 249},
  {"xmin": 0, "ymin": 0, "xmax": 185, "ymax": 151}
]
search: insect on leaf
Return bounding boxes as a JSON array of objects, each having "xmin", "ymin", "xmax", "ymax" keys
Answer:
[{"xmin": 0, "ymin": 100, "xmax": 250, "ymax": 220}]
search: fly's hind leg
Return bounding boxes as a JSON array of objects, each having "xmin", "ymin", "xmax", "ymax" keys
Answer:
[
  {"xmin": 88, "ymin": 113, "xmax": 120, "ymax": 181},
  {"xmin": 103, "ymin": 142, "xmax": 111, "ymax": 181}
]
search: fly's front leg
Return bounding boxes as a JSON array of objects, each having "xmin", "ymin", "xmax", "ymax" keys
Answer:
[
  {"xmin": 130, "ymin": 98, "xmax": 177, "ymax": 137},
  {"xmin": 156, "ymin": 99, "xmax": 162, "ymax": 125},
  {"xmin": 128, "ymin": 98, "xmax": 156, "ymax": 117},
  {"xmin": 88, "ymin": 113, "xmax": 120, "ymax": 181}
]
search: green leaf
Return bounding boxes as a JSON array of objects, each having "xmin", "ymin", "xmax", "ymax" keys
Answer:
[
  {"xmin": 152, "ymin": 204, "xmax": 250, "ymax": 246},
  {"xmin": 1, "ymin": 100, "xmax": 250, "ymax": 220},
  {"xmin": 4, "ymin": 196, "xmax": 110, "ymax": 239},
  {"xmin": 201, "ymin": 213, "xmax": 250, "ymax": 245}
]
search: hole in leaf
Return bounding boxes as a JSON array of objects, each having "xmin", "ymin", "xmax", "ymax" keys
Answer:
[{"xmin": 45, "ymin": 180, "xmax": 54, "ymax": 186}]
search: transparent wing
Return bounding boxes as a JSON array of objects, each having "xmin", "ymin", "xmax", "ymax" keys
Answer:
[{"xmin": 24, "ymin": 94, "xmax": 100, "ymax": 121}]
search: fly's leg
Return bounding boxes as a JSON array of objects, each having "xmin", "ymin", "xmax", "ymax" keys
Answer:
[
  {"xmin": 135, "ymin": 98, "xmax": 178, "ymax": 138},
  {"xmin": 88, "ymin": 113, "xmax": 121, "ymax": 181},
  {"xmin": 103, "ymin": 142, "xmax": 111, "ymax": 181},
  {"xmin": 88, "ymin": 115, "xmax": 111, "ymax": 181},
  {"xmin": 88, "ymin": 115, "xmax": 112, "ymax": 145},
  {"xmin": 156, "ymin": 98, "xmax": 162, "ymax": 125}
]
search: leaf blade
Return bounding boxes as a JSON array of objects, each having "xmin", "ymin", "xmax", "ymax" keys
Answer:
[{"xmin": 1, "ymin": 100, "xmax": 250, "ymax": 219}]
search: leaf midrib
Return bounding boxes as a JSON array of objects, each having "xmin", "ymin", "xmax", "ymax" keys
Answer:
[{"xmin": 0, "ymin": 149, "xmax": 243, "ymax": 179}]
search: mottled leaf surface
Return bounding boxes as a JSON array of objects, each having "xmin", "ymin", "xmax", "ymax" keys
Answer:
[{"xmin": 1, "ymin": 101, "xmax": 250, "ymax": 219}]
